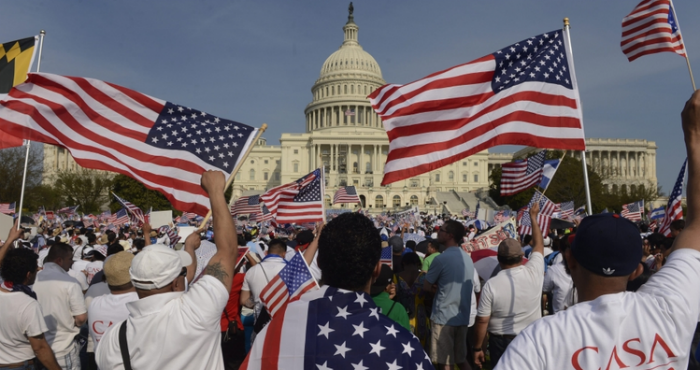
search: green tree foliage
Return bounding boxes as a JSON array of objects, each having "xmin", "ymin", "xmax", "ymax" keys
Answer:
[
  {"xmin": 489, "ymin": 151, "xmax": 659, "ymax": 214},
  {"xmin": 110, "ymin": 174, "xmax": 173, "ymax": 212},
  {"xmin": 0, "ymin": 146, "xmax": 42, "ymax": 204},
  {"xmin": 53, "ymin": 169, "xmax": 114, "ymax": 213},
  {"xmin": 24, "ymin": 184, "xmax": 62, "ymax": 211}
]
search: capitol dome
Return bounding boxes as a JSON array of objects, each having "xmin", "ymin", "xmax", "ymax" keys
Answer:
[{"xmin": 305, "ymin": 4, "xmax": 386, "ymax": 133}]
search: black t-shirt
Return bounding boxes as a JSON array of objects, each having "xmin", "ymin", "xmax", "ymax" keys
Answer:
[{"xmin": 392, "ymin": 254, "xmax": 403, "ymax": 274}]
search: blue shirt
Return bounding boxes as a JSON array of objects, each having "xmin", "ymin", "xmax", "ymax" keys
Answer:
[{"xmin": 425, "ymin": 246, "xmax": 475, "ymax": 326}]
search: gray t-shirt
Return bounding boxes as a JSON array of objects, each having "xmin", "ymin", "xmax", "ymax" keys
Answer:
[{"xmin": 425, "ymin": 246, "xmax": 475, "ymax": 326}]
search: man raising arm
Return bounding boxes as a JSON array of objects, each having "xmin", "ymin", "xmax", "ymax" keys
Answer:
[{"xmin": 201, "ymin": 170, "xmax": 238, "ymax": 292}]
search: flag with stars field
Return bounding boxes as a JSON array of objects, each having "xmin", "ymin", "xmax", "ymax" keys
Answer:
[
  {"xmin": 369, "ymin": 29, "xmax": 586, "ymax": 185},
  {"xmin": 241, "ymin": 286, "xmax": 434, "ymax": 370},
  {"xmin": 0, "ymin": 73, "xmax": 259, "ymax": 215}
]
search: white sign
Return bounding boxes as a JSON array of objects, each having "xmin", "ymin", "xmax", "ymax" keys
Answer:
[
  {"xmin": 0, "ymin": 213, "xmax": 13, "ymax": 242},
  {"xmin": 149, "ymin": 210, "xmax": 173, "ymax": 229},
  {"xmin": 177, "ymin": 226, "xmax": 198, "ymax": 242}
]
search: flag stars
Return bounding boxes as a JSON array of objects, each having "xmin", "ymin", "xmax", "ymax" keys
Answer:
[
  {"xmin": 318, "ymin": 322, "xmax": 334, "ymax": 339},
  {"xmin": 386, "ymin": 360, "xmax": 403, "ymax": 370},
  {"xmin": 334, "ymin": 342, "xmax": 351, "ymax": 358},
  {"xmin": 351, "ymin": 360, "xmax": 369, "ymax": 370},
  {"xmin": 177, "ymin": 106, "xmax": 184, "ymax": 112},
  {"xmin": 402, "ymin": 342, "xmax": 415, "ymax": 356},
  {"xmin": 385, "ymin": 325, "xmax": 400, "ymax": 338},
  {"xmin": 369, "ymin": 340, "xmax": 386, "ymax": 356},
  {"xmin": 352, "ymin": 322, "xmax": 369, "ymax": 338},
  {"xmin": 336, "ymin": 306, "xmax": 351, "ymax": 319}
]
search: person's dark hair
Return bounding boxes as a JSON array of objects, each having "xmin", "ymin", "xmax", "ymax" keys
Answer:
[
  {"xmin": 401, "ymin": 252, "xmax": 421, "ymax": 268},
  {"xmin": 132, "ymin": 238, "xmax": 145, "ymax": 251},
  {"xmin": 1, "ymin": 248, "xmax": 38, "ymax": 284},
  {"xmin": 268, "ymin": 239, "xmax": 287, "ymax": 254},
  {"xmin": 46, "ymin": 243, "xmax": 73, "ymax": 263},
  {"xmin": 237, "ymin": 235, "xmax": 246, "ymax": 246},
  {"xmin": 243, "ymin": 232, "xmax": 253, "ymax": 242},
  {"xmin": 87, "ymin": 233, "xmax": 97, "ymax": 244},
  {"xmin": 627, "ymin": 263, "xmax": 654, "ymax": 292},
  {"xmin": 91, "ymin": 251, "xmax": 106, "ymax": 261},
  {"xmin": 318, "ymin": 213, "xmax": 382, "ymax": 291},
  {"xmin": 670, "ymin": 219, "xmax": 685, "ymax": 232},
  {"xmin": 405, "ymin": 240, "xmax": 416, "ymax": 251},
  {"xmin": 647, "ymin": 233, "xmax": 666, "ymax": 249},
  {"xmin": 523, "ymin": 235, "xmax": 533, "ymax": 245},
  {"xmin": 442, "ymin": 220, "xmax": 465, "ymax": 243},
  {"xmin": 427, "ymin": 240, "xmax": 441, "ymax": 252},
  {"xmin": 107, "ymin": 243, "xmax": 123, "ymax": 256},
  {"xmin": 497, "ymin": 255, "xmax": 523, "ymax": 266},
  {"xmin": 109, "ymin": 281, "xmax": 134, "ymax": 291},
  {"xmin": 107, "ymin": 232, "xmax": 117, "ymax": 244},
  {"xmin": 639, "ymin": 223, "xmax": 649, "ymax": 233}
]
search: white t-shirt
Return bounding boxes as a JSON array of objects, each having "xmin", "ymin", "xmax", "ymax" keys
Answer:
[
  {"xmin": 496, "ymin": 248, "xmax": 700, "ymax": 370},
  {"xmin": 477, "ymin": 252, "xmax": 544, "ymax": 335},
  {"xmin": 88, "ymin": 292, "xmax": 139, "ymax": 348},
  {"xmin": 67, "ymin": 268, "xmax": 89, "ymax": 291},
  {"xmin": 33, "ymin": 262, "xmax": 87, "ymax": 355},
  {"xmin": 469, "ymin": 268, "xmax": 482, "ymax": 327},
  {"xmin": 85, "ymin": 260, "xmax": 104, "ymax": 285},
  {"xmin": 71, "ymin": 259, "xmax": 90, "ymax": 275},
  {"xmin": 84, "ymin": 282, "xmax": 111, "ymax": 353},
  {"xmin": 95, "ymin": 275, "xmax": 229, "ymax": 370},
  {"xmin": 542, "ymin": 259, "xmax": 575, "ymax": 313},
  {"xmin": 0, "ymin": 292, "xmax": 48, "ymax": 363},
  {"xmin": 38, "ymin": 248, "xmax": 50, "ymax": 267},
  {"xmin": 241, "ymin": 257, "xmax": 287, "ymax": 304}
]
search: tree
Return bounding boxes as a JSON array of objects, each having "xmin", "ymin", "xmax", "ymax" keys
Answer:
[
  {"xmin": 110, "ymin": 174, "xmax": 173, "ymax": 212},
  {"xmin": 53, "ymin": 169, "xmax": 114, "ymax": 213},
  {"xmin": 0, "ymin": 146, "xmax": 42, "ymax": 204},
  {"xmin": 24, "ymin": 184, "xmax": 62, "ymax": 211}
]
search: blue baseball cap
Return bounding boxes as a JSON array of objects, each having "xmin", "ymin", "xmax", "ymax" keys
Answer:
[{"xmin": 571, "ymin": 213, "xmax": 642, "ymax": 277}]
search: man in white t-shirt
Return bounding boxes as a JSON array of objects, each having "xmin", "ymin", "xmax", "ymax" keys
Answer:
[
  {"xmin": 0, "ymin": 225, "xmax": 62, "ymax": 370},
  {"xmin": 474, "ymin": 205, "xmax": 544, "ymax": 369},
  {"xmin": 96, "ymin": 170, "xmax": 238, "ymax": 370},
  {"xmin": 542, "ymin": 243, "xmax": 575, "ymax": 314},
  {"xmin": 33, "ymin": 242, "xmax": 88, "ymax": 370},
  {"xmin": 239, "ymin": 239, "xmax": 287, "ymax": 332},
  {"xmin": 495, "ymin": 91, "xmax": 700, "ymax": 370},
  {"xmin": 88, "ymin": 251, "xmax": 138, "ymax": 349}
]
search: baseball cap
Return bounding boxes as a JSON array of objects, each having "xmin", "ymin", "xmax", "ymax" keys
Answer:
[
  {"xmin": 104, "ymin": 252, "xmax": 134, "ymax": 286},
  {"xmin": 571, "ymin": 213, "xmax": 642, "ymax": 277},
  {"xmin": 370, "ymin": 264, "xmax": 394, "ymax": 296},
  {"xmin": 129, "ymin": 244, "xmax": 192, "ymax": 290},
  {"xmin": 388, "ymin": 236, "xmax": 404, "ymax": 253},
  {"xmin": 497, "ymin": 238, "xmax": 524, "ymax": 258},
  {"xmin": 82, "ymin": 247, "xmax": 95, "ymax": 258}
]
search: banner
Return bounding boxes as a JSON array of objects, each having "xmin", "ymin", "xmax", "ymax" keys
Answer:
[
  {"xmin": 149, "ymin": 210, "xmax": 173, "ymax": 229},
  {"xmin": 463, "ymin": 218, "xmax": 518, "ymax": 253}
]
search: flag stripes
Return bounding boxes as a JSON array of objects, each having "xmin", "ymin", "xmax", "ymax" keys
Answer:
[{"xmin": 621, "ymin": 0, "xmax": 686, "ymax": 61}]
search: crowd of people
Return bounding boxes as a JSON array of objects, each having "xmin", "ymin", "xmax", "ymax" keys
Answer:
[{"xmin": 3, "ymin": 91, "xmax": 700, "ymax": 369}]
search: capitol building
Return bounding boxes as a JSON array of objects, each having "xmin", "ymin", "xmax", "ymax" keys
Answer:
[{"xmin": 42, "ymin": 7, "xmax": 660, "ymax": 215}]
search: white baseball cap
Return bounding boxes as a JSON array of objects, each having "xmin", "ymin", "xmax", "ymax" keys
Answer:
[{"xmin": 129, "ymin": 244, "xmax": 192, "ymax": 290}]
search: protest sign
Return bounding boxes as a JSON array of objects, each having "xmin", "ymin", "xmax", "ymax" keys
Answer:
[
  {"xmin": 463, "ymin": 218, "xmax": 518, "ymax": 253},
  {"xmin": 149, "ymin": 210, "xmax": 173, "ymax": 229}
]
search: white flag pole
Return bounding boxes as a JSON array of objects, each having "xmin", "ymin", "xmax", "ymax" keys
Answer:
[
  {"xmin": 563, "ymin": 18, "xmax": 593, "ymax": 214},
  {"xmin": 669, "ymin": 0, "xmax": 696, "ymax": 91},
  {"xmin": 16, "ymin": 30, "xmax": 45, "ymax": 230}
]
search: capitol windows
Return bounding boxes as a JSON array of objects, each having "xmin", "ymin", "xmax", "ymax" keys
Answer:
[
  {"xmin": 463, "ymin": 173, "xmax": 468, "ymax": 182},
  {"xmin": 326, "ymin": 87, "xmax": 328, "ymax": 96},
  {"xmin": 250, "ymin": 160, "xmax": 255, "ymax": 164},
  {"xmin": 273, "ymin": 172, "xmax": 280, "ymax": 181},
  {"xmin": 351, "ymin": 85, "xmax": 354, "ymax": 94},
  {"xmin": 264, "ymin": 172, "xmax": 269, "ymax": 181},
  {"xmin": 410, "ymin": 180, "xmax": 419, "ymax": 188},
  {"xmin": 410, "ymin": 195, "xmax": 419, "ymax": 206},
  {"xmin": 393, "ymin": 195, "xmax": 401, "ymax": 208},
  {"xmin": 473, "ymin": 174, "xmax": 479, "ymax": 182},
  {"xmin": 332, "ymin": 86, "xmax": 335, "ymax": 95},
  {"xmin": 448, "ymin": 171, "xmax": 454, "ymax": 181},
  {"xmin": 293, "ymin": 149, "xmax": 299, "ymax": 154},
  {"xmin": 463, "ymin": 161, "xmax": 467, "ymax": 166},
  {"xmin": 435, "ymin": 173, "xmax": 441, "ymax": 182},
  {"xmin": 293, "ymin": 161, "xmax": 299, "ymax": 173},
  {"xmin": 375, "ymin": 195, "xmax": 384, "ymax": 208},
  {"xmin": 474, "ymin": 161, "xmax": 478, "ymax": 167},
  {"xmin": 249, "ymin": 169, "xmax": 255, "ymax": 181},
  {"xmin": 344, "ymin": 85, "xmax": 348, "ymax": 94},
  {"xmin": 325, "ymin": 195, "xmax": 332, "ymax": 207},
  {"xmin": 235, "ymin": 172, "xmax": 241, "ymax": 181},
  {"xmin": 264, "ymin": 160, "xmax": 268, "ymax": 164}
]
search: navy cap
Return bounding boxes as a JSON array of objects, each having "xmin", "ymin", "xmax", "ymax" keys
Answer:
[{"xmin": 571, "ymin": 213, "xmax": 642, "ymax": 277}]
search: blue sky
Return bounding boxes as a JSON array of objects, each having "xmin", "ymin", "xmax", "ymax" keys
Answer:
[{"xmin": 2, "ymin": 1, "xmax": 698, "ymax": 194}]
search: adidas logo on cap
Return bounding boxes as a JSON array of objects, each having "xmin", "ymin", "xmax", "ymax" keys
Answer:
[{"xmin": 602, "ymin": 267, "xmax": 615, "ymax": 275}]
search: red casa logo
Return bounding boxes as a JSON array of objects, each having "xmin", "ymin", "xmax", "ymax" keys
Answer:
[{"xmin": 571, "ymin": 334, "xmax": 678, "ymax": 370}]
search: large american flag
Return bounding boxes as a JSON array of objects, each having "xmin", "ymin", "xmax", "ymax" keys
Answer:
[
  {"xmin": 0, "ymin": 73, "xmax": 259, "ymax": 216},
  {"xmin": 500, "ymin": 150, "xmax": 547, "ymax": 196},
  {"xmin": 621, "ymin": 200, "xmax": 644, "ymax": 222},
  {"xmin": 518, "ymin": 191, "xmax": 557, "ymax": 237},
  {"xmin": 621, "ymin": 0, "xmax": 686, "ymax": 62},
  {"xmin": 333, "ymin": 186, "xmax": 361, "ymax": 204},
  {"xmin": 231, "ymin": 195, "xmax": 262, "ymax": 215},
  {"xmin": 0, "ymin": 202, "xmax": 15, "ymax": 215},
  {"xmin": 260, "ymin": 169, "xmax": 324, "ymax": 224},
  {"xmin": 368, "ymin": 29, "xmax": 586, "ymax": 185},
  {"xmin": 241, "ymin": 286, "xmax": 433, "ymax": 370},
  {"xmin": 113, "ymin": 193, "xmax": 144, "ymax": 224},
  {"xmin": 659, "ymin": 158, "xmax": 686, "ymax": 236},
  {"xmin": 58, "ymin": 205, "xmax": 79, "ymax": 215},
  {"xmin": 259, "ymin": 252, "xmax": 319, "ymax": 318}
]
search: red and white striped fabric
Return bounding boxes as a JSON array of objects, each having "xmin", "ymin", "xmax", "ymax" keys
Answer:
[
  {"xmin": 500, "ymin": 150, "xmax": 546, "ymax": 196},
  {"xmin": 332, "ymin": 186, "xmax": 361, "ymax": 204},
  {"xmin": 368, "ymin": 29, "xmax": 586, "ymax": 185},
  {"xmin": 621, "ymin": 0, "xmax": 686, "ymax": 62},
  {"xmin": 113, "ymin": 193, "xmax": 144, "ymax": 224},
  {"xmin": 659, "ymin": 159, "xmax": 686, "ymax": 236},
  {"xmin": 260, "ymin": 169, "xmax": 324, "ymax": 224},
  {"xmin": 0, "ymin": 73, "xmax": 258, "ymax": 216},
  {"xmin": 231, "ymin": 195, "xmax": 262, "ymax": 215},
  {"xmin": 259, "ymin": 253, "xmax": 319, "ymax": 318}
]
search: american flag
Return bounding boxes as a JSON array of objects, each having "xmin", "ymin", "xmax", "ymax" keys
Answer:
[
  {"xmin": 368, "ymin": 29, "xmax": 586, "ymax": 185},
  {"xmin": 260, "ymin": 169, "xmax": 324, "ymax": 224},
  {"xmin": 259, "ymin": 252, "xmax": 319, "ymax": 318},
  {"xmin": 462, "ymin": 209, "xmax": 475, "ymax": 219},
  {"xmin": 518, "ymin": 191, "xmax": 557, "ymax": 237},
  {"xmin": 240, "ymin": 286, "xmax": 432, "ymax": 370},
  {"xmin": 333, "ymin": 186, "xmax": 361, "ymax": 204},
  {"xmin": 621, "ymin": 0, "xmax": 686, "ymax": 62},
  {"xmin": 231, "ymin": 195, "xmax": 262, "ymax": 215},
  {"xmin": 113, "ymin": 208, "xmax": 129, "ymax": 226},
  {"xmin": 380, "ymin": 246, "xmax": 393, "ymax": 268},
  {"xmin": 557, "ymin": 201, "xmax": 575, "ymax": 220},
  {"xmin": 0, "ymin": 202, "xmax": 15, "ymax": 215},
  {"xmin": 621, "ymin": 200, "xmax": 644, "ymax": 222},
  {"xmin": 0, "ymin": 73, "xmax": 259, "ymax": 216},
  {"xmin": 58, "ymin": 205, "xmax": 79, "ymax": 215},
  {"xmin": 659, "ymin": 158, "xmax": 686, "ymax": 236},
  {"xmin": 344, "ymin": 109, "xmax": 355, "ymax": 116},
  {"xmin": 157, "ymin": 225, "xmax": 181, "ymax": 247},
  {"xmin": 500, "ymin": 151, "xmax": 547, "ymax": 196},
  {"xmin": 649, "ymin": 220, "xmax": 658, "ymax": 232},
  {"xmin": 113, "ymin": 193, "xmax": 144, "ymax": 224}
]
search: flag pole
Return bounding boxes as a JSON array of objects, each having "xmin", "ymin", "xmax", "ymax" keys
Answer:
[
  {"xmin": 200, "ymin": 123, "xmax": 267, "ymax": 226},
  {"xmin": 669, "ymin": 0, "xmax": 696, "ymax": 91},
  {"xmin": 320, "ymin": 154, "xmax": 326, "ymax": 223},
  {"xmin": 563, "ymin": 18, "xmax": 593, "ymax": 214},
  {"xmin": 540, "ymin": 150, "xmax": 568, "ymax": 197},
  {"xmin": 16, "ymin": 30, "xmax": 46, "ymax": 230}
]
